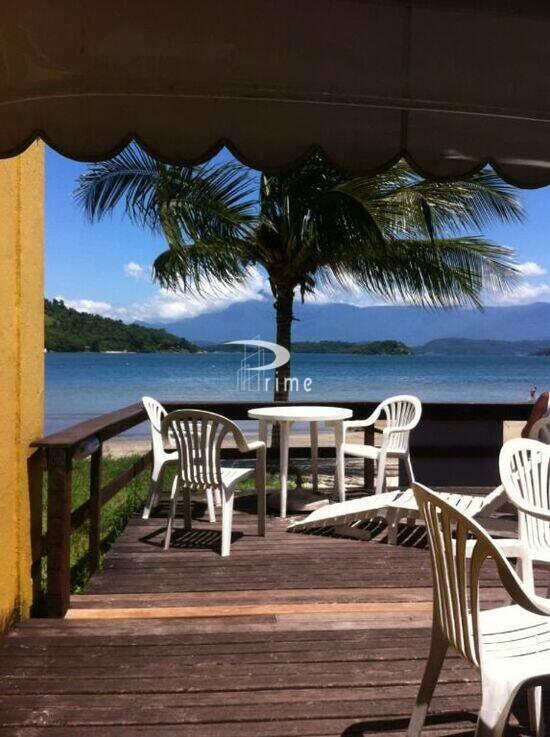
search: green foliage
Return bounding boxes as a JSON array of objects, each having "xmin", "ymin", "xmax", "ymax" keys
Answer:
[
  {"xmin": 67, "ymin": 455, "xmax": 152, "ymax": 590},
  {"xmin": 418, "ymin": 338, "xmax": 550, "ymax": 356},
  {"xmin": 292, "ymin": 340, "xmax": 413, "ymax": 355},
  {"xmin": 76, "ymin": 149, "xmax": 523, "ymax": 313},
  {"xmin": 45, "ymin": 298, "xmax": 198, "ymax": 353}
]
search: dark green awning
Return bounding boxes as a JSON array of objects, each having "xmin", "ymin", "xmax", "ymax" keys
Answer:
[{"xmin": 3, "ymin": 1, "xmax": 550, "ymax": 185}]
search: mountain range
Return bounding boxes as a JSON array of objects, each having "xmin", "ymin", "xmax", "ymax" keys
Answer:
[{"xmin": 159, "ymin": 301, "xmax": 550, "ymax": 345}]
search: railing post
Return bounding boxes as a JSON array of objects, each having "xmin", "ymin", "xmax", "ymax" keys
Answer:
[
  {"xmin": 46, "ymin": 447, "xmax": 72, "ymax": 618},
  {"xmin": 88, "ymin": 444, "xmax": 103, "ymax": 575},
  {"xmin": 28, "ymin": 449, "xmax": 45, "ymax": 615},
  {"xmin": 363, "ymin": 426, "xmax": 375, "ymax": 490}
]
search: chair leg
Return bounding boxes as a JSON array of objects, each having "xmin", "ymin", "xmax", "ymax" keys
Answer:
[
  {"xmin": 375, "ymin": 454, "xmax": 387, "ymax": 495},
  {"xmin": 221, "ymin": 487, "xmax": 234, "ymax": 557},
  {"xmin": 205, "ymin": 488, "xmax": 216, "ymax": 523},
  {"xmin": 404, "ymin": 453, "xmax": 415, "ymax": 486},
  {"xmin": 214, "ymin": 487, "xmax": 222, "ymax": 507},
  {"xmin": 475, "ymin": 676, "xmax": 519, "ymax": 737},
  {"xmin": 182, "ymin": 486, "xmax": 192, "ymax": 531},
  {"xmin": 403, "ymin": 455, "xmax": 416, "ymax": 526},
  {"xmin": 386, "ymin": 509, "xmax": 400, "ymax": 545},
  {"xmin": 143, "ymin": 462, "xmax": 164, "ymax": 519},
  {"xmin": 257, "ymin": 458, "xmax": 266, "ymax": 538},
  {"xmin": 516, "ymin": 554, "xmax": 535, "ymax": 594},
  {"xmin": 528, "ymin": 686, "xmax": 545, "ymax": 737},
  {"xmin": 164, "ymin": 477, "xmax": 179, "ymax": 551},
  {"xmin": 334, "ymin": 421, "xmax": 346, "ymax": 502},
  {"xmin": 407, "ymin": 629, "xmax": 448, "ymax": 737},
  {"xmin": 142, "ymin": 478, "xmax": 160, "ymax": 519}
]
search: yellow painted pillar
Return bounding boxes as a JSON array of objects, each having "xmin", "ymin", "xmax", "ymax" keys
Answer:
[{"xmin": 0, "ymin": 143, "xmax": 44, "ymax": 629}]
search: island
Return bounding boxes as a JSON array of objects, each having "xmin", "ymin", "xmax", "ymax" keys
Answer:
[
  {"xmin": 206, "ymin": 340, "xmax": 412, "ymax": 355},
  {"xmin": 292, "ymin": 341, "xmax": 412, "ymax": 355},
  {"xmin": 45, "ymin": 299, "xmax": 198, "ymax": 353}
]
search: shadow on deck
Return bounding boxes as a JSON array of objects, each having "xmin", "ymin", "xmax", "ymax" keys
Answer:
[{"xmin": 0, "ymin": 493, "xmax": 541, "ymax": 736}]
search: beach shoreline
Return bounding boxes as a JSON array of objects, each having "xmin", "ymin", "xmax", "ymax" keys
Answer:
[{"xmin": 104, "ymin": 421, "xmax": 526, "ymax": 458}]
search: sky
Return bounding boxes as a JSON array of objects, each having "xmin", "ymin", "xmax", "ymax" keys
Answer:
[{"xmin": 46, "ymin": 146, "xmax": 550, "ymax": 325}]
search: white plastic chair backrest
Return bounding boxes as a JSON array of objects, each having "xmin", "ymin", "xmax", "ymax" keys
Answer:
[
  {"xmin": 162, "ymin": 409, "xmax": 246, "ymax": 491},
  {"xmin": 142, "ymin": 396, "xmax": 168, "ymax": 458},
  {"xmin": 530, "ymin": 416, "xmax": 550, "ymax": 444},
  {"xmin": 412, "ymin": 482, "xmax": 544, "ymax": 668},
  {"xmin": 499, "ymin": 438, "xmax": 550, "ymax": 552},
  {"xmin": 378, "ymin": 395, "xmax": 422, "ymax": 452}
]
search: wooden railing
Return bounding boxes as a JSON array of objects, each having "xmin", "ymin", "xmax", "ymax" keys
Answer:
[{"xmin": 30, "ymin": 400, "xmax": 531, "ymax": 617}]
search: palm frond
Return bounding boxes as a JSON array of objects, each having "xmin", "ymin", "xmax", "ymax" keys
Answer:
[
  {"xmin": 339, "ymin": 237, "xmax": 519, "ymax": 309},
  {"xmin": 74, "ymin": 147, "xmax": 162, "ymax": 227},
  {"xmin": 152, "ymin": 239, "xmax": 249, "ymax": 293}
]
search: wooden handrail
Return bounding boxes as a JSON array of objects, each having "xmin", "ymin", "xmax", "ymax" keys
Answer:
[{"xmin": 31, "ymin": 399, "xmax": 532, "ymax": 618}]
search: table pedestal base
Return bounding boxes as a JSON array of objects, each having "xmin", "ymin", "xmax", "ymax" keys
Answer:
[{"xmin": 268, "ymin": 487, "xmax": 330, "ymax": 514}]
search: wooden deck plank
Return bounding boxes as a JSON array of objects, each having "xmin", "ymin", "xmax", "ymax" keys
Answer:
[{"xmin": 0, "ymin": 490, "xmax": 541, "ymax": 735}]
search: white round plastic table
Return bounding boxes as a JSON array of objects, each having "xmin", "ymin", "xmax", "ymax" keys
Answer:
[{"xmin": 248, "ymin": 406, "xmax": 353, "ymax": 518}]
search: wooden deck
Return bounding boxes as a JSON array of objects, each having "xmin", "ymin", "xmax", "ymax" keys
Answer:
[{"xmin": 0, "ymin": 493, "xmax": 541, "ymax": 736}]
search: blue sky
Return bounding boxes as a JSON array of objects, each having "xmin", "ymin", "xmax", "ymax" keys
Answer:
[{"xmin": 46, "ymin": 146, "xmax": 550, "ymax": 324}]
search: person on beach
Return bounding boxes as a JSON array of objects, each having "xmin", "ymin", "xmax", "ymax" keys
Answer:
[
  {"xmin": 522, "ymin": 390, "xmax": 550, "ymax": 438},
  {"xmin": 530, "ymin": 385, "xmax": 537, "ymax": 401}
]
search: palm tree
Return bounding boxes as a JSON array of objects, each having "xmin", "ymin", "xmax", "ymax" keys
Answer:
[{"xmin": 76, "ymin": 149, "xmax": 522, "ymax": 401}]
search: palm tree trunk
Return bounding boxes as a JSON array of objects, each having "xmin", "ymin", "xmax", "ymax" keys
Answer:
[{"xmin": 274, "ymin": 286, "xmax": 294, "ymax": 402}]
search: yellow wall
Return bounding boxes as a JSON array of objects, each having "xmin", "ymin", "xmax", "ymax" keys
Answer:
[{"xmin": 0, "ymin": 143, "xmax": 44, "ymax": 629}]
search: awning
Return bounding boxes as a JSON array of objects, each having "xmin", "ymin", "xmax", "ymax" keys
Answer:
[{"xmin": 3, "ymin": 1, "xmax": 550, "ymax": 186}]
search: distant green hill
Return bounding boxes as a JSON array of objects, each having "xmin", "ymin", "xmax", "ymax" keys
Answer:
[
  {"xmin": 416, "ymin": 338, "xmax": 550, "ymax": 356},
  {"xmin": 205, "ymin": 340, "xmax": 412, "ymax": 355},
  {"xmin": 45, "ymin": 299, "xmax": 198, "ymax": 353},
  {"xmin": 292, "ymin": 340, "xmax": 412, "ymax": 355}
]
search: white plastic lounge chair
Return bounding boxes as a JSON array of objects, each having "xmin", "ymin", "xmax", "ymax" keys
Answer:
[
  {"xmin": 162, "ymin": 409, "xmax": 266, "ymax": 557},
  {"xmin": 141, "ymin": 396, "xmax": 178, "ymax": 519},
  {"xmin": 339, "ymin": 395, "xmax": 422, "ymax": 498},
  {"xmin": 288, "ymin": 485, "xmax": 505, "ymax": 545},
  {"xmin": 408, "ymin": 482, "xmax": 550, "ymax": 737}
]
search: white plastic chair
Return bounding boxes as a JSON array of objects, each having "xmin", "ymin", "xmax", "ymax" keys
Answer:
[
  {"xmin": 339, "ymin": 395, "xmax": 422, "ymax": 498},
  {"xmin": 141, "ymin": 396, "xmax": 178, "ymax": 519},
  {"xmin": 498, "ymin": 438, "xmax": 550, "ymax": 594},
  {"xmin": 162, "ymin": 409, "xmax": 266, "ymax": 557},
  {"xmin": 409, "ymin": 482, "xmax": 550, "ymax": 737}
]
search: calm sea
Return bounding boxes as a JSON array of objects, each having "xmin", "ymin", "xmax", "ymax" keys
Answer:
[{"xmin": 45, "ymin": 352, "xmax": 550, "ymax": 436}]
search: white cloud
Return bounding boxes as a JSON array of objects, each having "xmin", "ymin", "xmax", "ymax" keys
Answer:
[
  {"xmin": 303, "ymin": 278, "xmax": 385, "ymax": 308},
  {"xmin": 487, "ymin": 282, "xmax": 550, "ymax": 306},
  {"xmin": 61, "ymin": 298, "xmax": 114, "ymax": 316},
  {"xmin": 59, "ymin": 267, "xmax": 270, "ymax": 324},
  {"xmin": 123, "ymin": 262, "xmax": 147, "ymax": 280},
  {"xmin": 517, "ymin": 261, "xmax": 547, "ymax": 277}
]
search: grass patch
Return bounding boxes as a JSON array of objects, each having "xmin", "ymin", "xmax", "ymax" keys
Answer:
[{"xmin": 66, "ymin": 455, "xmax": 152, "ymax": 591}]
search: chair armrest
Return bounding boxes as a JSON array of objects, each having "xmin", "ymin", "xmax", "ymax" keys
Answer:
[
  {"xmin": 341, "ymin": 409, "xmax": 381, "ymax": 438},
  {"xmin": 346, "ymin": 409, "xmax": 381, "ymax": 429},
  {"xmin": 239, "ymin": 439, "xmax": 266, "ymax": 454}
]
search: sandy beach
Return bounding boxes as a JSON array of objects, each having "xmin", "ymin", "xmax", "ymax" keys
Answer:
[{"xmin": 104, "ymin": 421, "xmax": 527, "ymax": 458}]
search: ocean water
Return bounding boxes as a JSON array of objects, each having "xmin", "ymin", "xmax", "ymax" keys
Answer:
[{"xmin": 45, "ymin": 352, "xmax": 550, "ymax": 436}]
